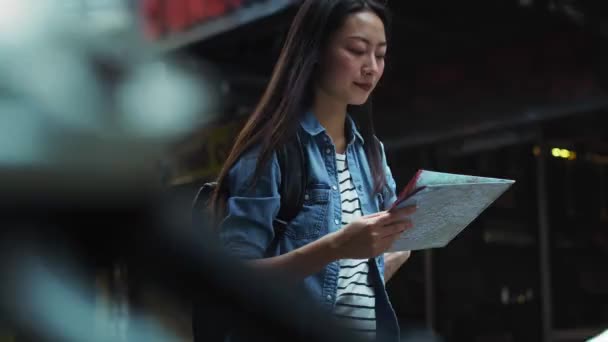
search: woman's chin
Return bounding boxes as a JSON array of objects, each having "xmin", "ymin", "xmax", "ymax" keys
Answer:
[{"xmin": 349, "ymin": 95, "xmax": 370, "ymax": 106}]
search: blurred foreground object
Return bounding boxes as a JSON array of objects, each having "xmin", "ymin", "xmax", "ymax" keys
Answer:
[
  {"xmin": 0, "ymin": 0, "xmax": 212, "ymax": 189},
  {"xmin": 0, "ymin": 1, "xmax": 374, "ymax": 341}
]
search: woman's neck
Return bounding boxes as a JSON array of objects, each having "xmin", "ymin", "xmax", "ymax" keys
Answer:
[{"xmin": 313, "ymin": 89, "xmax": 348, "ymax": 153}]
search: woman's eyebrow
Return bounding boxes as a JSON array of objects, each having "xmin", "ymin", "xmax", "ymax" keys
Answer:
[{"xmin": 347, "ymin": 36, "xmax": 387, "ymax": 47}]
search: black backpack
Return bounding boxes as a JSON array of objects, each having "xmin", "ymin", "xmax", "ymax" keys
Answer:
[
  {"xmin": 192, "ymin": 132, "xmax": 308, "ymax": 238},
  {"xmin": 191, "ymin": 133, "xmax": 308, "ymax": 342}
]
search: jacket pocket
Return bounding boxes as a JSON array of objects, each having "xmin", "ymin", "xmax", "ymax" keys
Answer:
[{"xmin": 284, "ymin": 183, "xmax": 330, "ymax": 240}]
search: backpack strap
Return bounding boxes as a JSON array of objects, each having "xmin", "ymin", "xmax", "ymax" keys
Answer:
[
  {"xmin": 191, "ymin": 133, "xmax": 308, "ymax": 247},
  {"xmin": 192, "ymin": 182, "xmax": 214, "ymax": 227},
  {"xmin": 273, "ymin": 131, "xmax": 308, "ymax": 233}
]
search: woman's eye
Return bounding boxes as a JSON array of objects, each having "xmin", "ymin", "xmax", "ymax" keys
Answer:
[
  {"xmin": 376, "ymin": 54, "xmax": 386, "ymax": 59},
  {"xmin": 349, "ymin": 48, "xmax": 366, "ymax": 55}
]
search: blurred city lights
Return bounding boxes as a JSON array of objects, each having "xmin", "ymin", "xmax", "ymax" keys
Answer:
[{"xmin": 551, "ymin": 147, "xmax": 577, "ymax": 160}]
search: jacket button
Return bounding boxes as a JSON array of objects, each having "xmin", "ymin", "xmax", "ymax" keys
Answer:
[
  {"xmin": 326, "ymin": 295, "xmax": 332, "ymax": 301},
  {"xmin": 334, "ymin": 219, "xmax": 340, "ymax": 225},
  {"xmin": 304, "ymin": 194, "xmax": 310, "ymax": 200},
  {"xmin": 325, "ymin": 148, "xmax": 331, "ymax": 154},
  {"xmin": 332, "ymin": 185, "xmax": 338, "ymax": 191}
]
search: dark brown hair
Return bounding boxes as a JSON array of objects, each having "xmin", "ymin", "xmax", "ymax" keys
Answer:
[{"xmin": 211, "ymin": 0, "xmax": 391, "ymax": 216}]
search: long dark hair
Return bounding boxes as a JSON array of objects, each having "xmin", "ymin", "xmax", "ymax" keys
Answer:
[{"xmin": 211, "ymin": 0, "xmax": 391, "ymax": 216}]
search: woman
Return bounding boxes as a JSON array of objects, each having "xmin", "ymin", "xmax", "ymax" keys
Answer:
[{"xmin": 212, "ymin": 1, "xmax": 415, "ymax": 340}]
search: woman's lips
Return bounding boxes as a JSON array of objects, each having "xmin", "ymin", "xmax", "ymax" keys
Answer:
[{"xmin": 354, "ymin": 82, "xmax": 373, "ymax": 91}]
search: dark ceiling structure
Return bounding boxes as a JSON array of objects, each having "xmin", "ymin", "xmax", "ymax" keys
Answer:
[{"xmin": 159, "ymin": 0, "xmax": 608, "ymax": 148}]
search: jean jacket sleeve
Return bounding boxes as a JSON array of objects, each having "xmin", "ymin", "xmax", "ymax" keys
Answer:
[
  {"xmin": 379, "ymin": 141, "xmax": 398, "ymax": 210},
  {"xmin": 218, "ymin": 148, "xmax": 281, "ymax": 260}
]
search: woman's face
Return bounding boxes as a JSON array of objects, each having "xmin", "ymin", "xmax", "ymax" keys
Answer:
[{"xmin": 317, "ymin": 10, "xmax": 387, "ymax": 106}]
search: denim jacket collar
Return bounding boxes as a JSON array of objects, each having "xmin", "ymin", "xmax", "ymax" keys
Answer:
[{"xmin": 299, "ymin": 110, "xmax": 365, "ymax": 145}]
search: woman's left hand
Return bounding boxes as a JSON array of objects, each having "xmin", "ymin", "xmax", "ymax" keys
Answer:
[{"xmin": 383, "ymin": 251, "xmax": 411, "ymax": 283}]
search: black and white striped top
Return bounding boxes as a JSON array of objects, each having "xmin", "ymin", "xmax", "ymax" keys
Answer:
[{"xmin": 333, "ymin": 153, "xmax": 376, "ymax": 340}]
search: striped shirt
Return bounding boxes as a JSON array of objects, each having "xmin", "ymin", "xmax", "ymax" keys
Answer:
[{"xmin": 333, "ymin": 153, "xmax": 376, "ymax": 340}]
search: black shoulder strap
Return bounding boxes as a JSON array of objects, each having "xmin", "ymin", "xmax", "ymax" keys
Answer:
[
  {"xmin": 192, "ymin": 182, "xmax": 217, "ymax": 229},
  {"xmin": 273, "ymin": 131, "xmax": 307, "ymax": 231},
  {"xmin": 192, "ymin": 133, "xmax": 307, "ymax": 233}
]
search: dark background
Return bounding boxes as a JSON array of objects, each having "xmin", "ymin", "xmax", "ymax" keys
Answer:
[
  {"xmin": 160, "ymin": 1, "xmax": 608, "ymax": 341},
  {"xmin": 2, "ymin": 1, "xmax": 607, "ymax": 341}
]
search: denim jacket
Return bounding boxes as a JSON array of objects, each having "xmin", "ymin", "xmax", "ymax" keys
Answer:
[{"xmin": 219, "ymin": 111, "xmax": 400, "ymax": 341}]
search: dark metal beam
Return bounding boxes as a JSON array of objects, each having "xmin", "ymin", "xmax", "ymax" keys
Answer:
[
  {"xmin": 383, "ymin": 96, "xmax": 608, "ymax": 151},
  {"xmin": 152, "ymin": 0, "xmax": 295, "ymax": 53},
  {"xmin": 536, "ymin": 139, "xmax": 553, "ymax": 342}
]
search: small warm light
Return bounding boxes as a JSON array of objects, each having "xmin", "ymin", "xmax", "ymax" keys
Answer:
[
  {"xmin": 533, "ymin": 146, "xmax": 541, "ymax": 156},
  {"xmin": 552, "ymin": 148, "xmax": 561, "ymax": 157},
  {"xmin": 551, "ymin": 148, "xmax": 577, "ymax": 160}
]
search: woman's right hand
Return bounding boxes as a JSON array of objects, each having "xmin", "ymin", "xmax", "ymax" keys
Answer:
[{"xmin": 330, "ymin": 205, "xmax": 416, "ymax": 260}]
